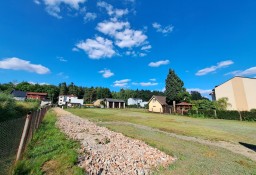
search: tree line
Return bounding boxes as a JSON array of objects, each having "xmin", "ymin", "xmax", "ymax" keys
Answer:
[
  {"xmin": 0, "ymin": 82, "xmax": 164, "ymax": 104},
  {"xmin": 0, "ymin": 68, "xmax": 228, "ymax": 110}
]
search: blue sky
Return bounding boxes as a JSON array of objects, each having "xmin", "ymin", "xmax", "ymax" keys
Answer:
[{"xmin": 1, "ymin": 0, "xmax": 256, "ymax": 97}]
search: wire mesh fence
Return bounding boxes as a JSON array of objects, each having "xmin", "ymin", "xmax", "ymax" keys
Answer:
[{"xmin": 0, "ymin": 106, "xmax": 50, "ymax": 175}]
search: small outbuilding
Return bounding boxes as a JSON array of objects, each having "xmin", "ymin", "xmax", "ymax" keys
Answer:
[
  {"xmin": 104, "ymin": 98, "xmax": 125, "ymax": 109},
  {"xmin": 176, "ymin": 102, "xmax": 193, "ymax": 115},
  {"xmin": 148, "ymin": 95, "xmax": 169, "ymax": 113}
]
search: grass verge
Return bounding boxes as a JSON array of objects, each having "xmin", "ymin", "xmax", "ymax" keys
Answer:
[
  {"xmin": 67, "ymin": 108, "xmax": 256, "ymax": 175},
  {"xmin": 12, "ymin": 110, "xmax": 84, "ymax": 175}
]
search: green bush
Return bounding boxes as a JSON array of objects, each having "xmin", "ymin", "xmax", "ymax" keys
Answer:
[
  {"xmin": 216, "ymin": 110, "xmax": 240, "ymax": 120},
  {"xmin": 240, "ymin": 111, "xmax": 256, "ymax": 121},
  {"xmin": 188, "ymin": 109, "xmax": 256, "ymax": 121}
]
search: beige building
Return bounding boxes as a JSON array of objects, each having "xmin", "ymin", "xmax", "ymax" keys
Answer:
[
  {"xmin": 211, "ymin": 76, "xmax": 256, "ymax": 111},
  {"xmin": 148, "ymin": 95, "xmax": 168, "ymax": 113}
]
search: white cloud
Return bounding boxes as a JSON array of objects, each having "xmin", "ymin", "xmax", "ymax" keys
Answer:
[
  {"xmin": 57, "ymin": 72, "xmax": 69, "ymax": 79},
  {"xmin": 97, "ymin": 1, "xmax": 128, "ymax": 18},
  {"xmin": 57, "ymin": 56, "xmax": 67, "ymax": 62},
  {"xmin": 99, "ymin": 69, "xmax": 114, "ymax": 78},
  {"xmin": 72, "ymin": 47, "xmax": 79, "ymax": 52},
  {"xmin": 96, "ymin": 20, "xmax": 148, "ymax": 49},
  {"xmin": 34, "ymin": 0, "xmax": 41, "ymax": 5},
  {"xmin": 140, "ymin": 82, "xmax": 158, "ymax": 86},
  {"xmin": 225, "ymin": 67, "xmax": 256, "ymax": 77},
  {"xmin": 141, "ymin": 45, "xmax": 152, "ymax": 50},
  {"xmin": 187, "ymin": 88, "xmax": 212, "ymax": 95},
  {"xmin": 0, "ymin": 57, "xmax": 50, "ymax": 74},
  {"xmin": 75, "ymin": 36, "xmax": 115, "ymax": 59},
  {"xmin": 113, "ymin": 79, "xmax": 130, "ymax": 87},
  {"xmin": 152, "ymin": 22, "xmax": 174, "ymax": 35},
  {"xmin": 148, "ymin": 59, "xmax": 170, "ymax": 67},
  {"xmin": 97, "ymin": 21, "xmax": 130, "ymax": 36},
  {"xmin": 29, "ymin": 81, "xmax": 49, "ymax": 85},
  {"xmin": 139, "ymin": 53, "xmax": 146, "ymax": 57},
  {"xmin": 41, "ymin": 0, "xmax": 86, "ymax": 18},
  {"xmin": 150, "ymin": 78, "xmax": 156, "ymax": 81},
  {"xmin": 115, "ymin": 29, "xmax": 147, "ymax": 48},
  {"xmin": 84, "ymin": 12, "xmax": 97, "ymax": 22},
  {"xmin": 196, "ymin": 60, "xmax": 234, "ymax": 76}
]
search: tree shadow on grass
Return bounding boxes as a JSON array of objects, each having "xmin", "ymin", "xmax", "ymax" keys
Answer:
[{"xmin": 239, "ymin": 142, "xmax": 256, "ymax": 152}]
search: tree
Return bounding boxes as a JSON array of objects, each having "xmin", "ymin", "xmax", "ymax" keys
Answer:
[
  {"xmin": 59, "ymin": 82, "xmax": 68, "ymax": 95},
  {"xmin": 165, "ymin": 69, "xmax": 185, "ymax": 104},
  {"xmin": 191, "ymin": 91, "xmax": 203, "ymax": 100},
  {"xmin": 214, "ymin": 97, "xmax": 230, "ymax": 110}
]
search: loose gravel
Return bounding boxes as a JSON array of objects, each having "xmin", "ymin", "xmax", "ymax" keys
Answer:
[{"xmin": 53, "ymin": 108, "xmax": 175, "ymax": 175}]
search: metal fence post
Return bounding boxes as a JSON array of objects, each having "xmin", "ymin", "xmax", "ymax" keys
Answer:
[{"xmin": 16, "ymin": 112, "xmax": 32, "ymax": 162}]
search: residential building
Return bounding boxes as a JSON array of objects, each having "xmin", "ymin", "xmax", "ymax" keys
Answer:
[
  {"xmin": 211, "ymin": 76, "xmax": 256, "ymax": 111},
  {"xmin": 27, "ymin": 92, "xmax": 47, "ymax": 100},
  {"xmin": 58, "ymin": 95, "xmax": 84, "ymax": 107},
  {"xmin": 148, "ymin": 95, "xmax": 169, "ymax": 113},
  {"xmin": 11, "ymin": 90, "xmax": 27, "ymax": 101},
  {"xmin": 127, "ymin": 98, "xmax": 143, "ymax": 106}
]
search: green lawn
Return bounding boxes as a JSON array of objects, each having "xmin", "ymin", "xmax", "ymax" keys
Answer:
[
  {"xmin": 67, "ymin": 108, "xmax": 256, "ymax": 175},
  {"xmin": 13, "ymin": 110, "xmax": 84, "ymax": 175}
]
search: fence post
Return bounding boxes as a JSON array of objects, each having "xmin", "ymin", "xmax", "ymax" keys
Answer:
[
  {"xmin": 36, "ymin": 108, "xmax": 42, "ymax": 129},
  {"xmin": 16, "ymin": 112, "xmax": 32, "ymax": 162},
  {"xmin": 238, "ymin": 111, "xmax": 242, "ymax": 121}
]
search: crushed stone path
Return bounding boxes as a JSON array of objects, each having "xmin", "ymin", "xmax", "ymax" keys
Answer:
[
  {"xmin": 53, "ymin": 108, "xmax": 176, "ymax": 175},
  {"xmin": 101, "ymin": 121, "xmax": 256, "ymax": 162}
]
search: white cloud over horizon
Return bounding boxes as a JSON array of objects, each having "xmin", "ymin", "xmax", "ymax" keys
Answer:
[
  {"xmin": 225, "ymin": 66, "xmax": 256, "ymax": 76},
  {"xmin": 152, "ymin": 22, "xmax": 174, "ymax": 35},
  {"xmin": 148, "ymin": 59, "xmax": 169, "ymax": 67},
  {"xmin": 196, "ymin": 60, "xmax": 234, "ymax": 76},
  {"xmin": 187, "ymin": 88, "xmax": 212, "ymax": 95},
  {"xmin": 0, "ymin": 57, "xmax": 50, "ymax": 74},
  {"xmin": 113, "ymin": 79, "xmax": 131, "ymax": 87},
  {"xmin": 99, "ymin": 69, "xmax": 114, "ymax": 78},
  {"xmin": 75, "ymin": 36, "xmax": 115, "ymax": 59}
]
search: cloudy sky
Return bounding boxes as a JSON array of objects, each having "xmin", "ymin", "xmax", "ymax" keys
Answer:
[{"xmin": 1, "ymin": 0, "xmax": 256, "ymax": 97}]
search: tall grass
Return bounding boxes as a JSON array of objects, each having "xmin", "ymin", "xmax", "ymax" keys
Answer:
[
  {"xmin": 12, "ymin": 110, "xmax": 84, "ymax": 175},
  {"xmin": 0, "ymin": 93, "xmax": 40, "ymax": 122}
]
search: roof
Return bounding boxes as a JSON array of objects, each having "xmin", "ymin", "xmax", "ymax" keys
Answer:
[
  {"xmin": 27, "ymin": 92, "xmax": 47, "ymax": 95},
  {"xmin": 149, "ymin": 95, "xmax": 167, "ymax": 105},
  {"xmin": 176, "ymin": 102, "xmax": 192, "ymax": 106},
  {"xmin": 11, "ymin": 90, "xmax": 27, "ymax": 97},
  {"xmin": 105, "ymin": 98, "xmax": 125, "ymax": 103}
]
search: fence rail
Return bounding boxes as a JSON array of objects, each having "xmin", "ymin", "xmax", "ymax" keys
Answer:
[{"xmin": 0, "ymin": 106, "xmax": 50, "ymax": 175}]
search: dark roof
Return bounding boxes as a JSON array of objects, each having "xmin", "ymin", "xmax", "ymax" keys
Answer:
[
  {"xmin": 105, "ymin": 98, "xmax": 125, "ymax": 103},
  {"xmin": 176, "ymin": 102, "xmax": 192, "ymax": 106},
  {"xmin": 149, "ymin": 95, "xmax": 167, "ymax": 105},
  {"xmin": 11, "ymin": 90, "xmax": 27, "ymax": 97}
]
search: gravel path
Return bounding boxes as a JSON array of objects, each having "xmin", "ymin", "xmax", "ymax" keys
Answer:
[
  {"xmin": 53, "ymin": 108, "xmax": 175, "ymax": 175},
  {"xmin": 101, "ymin": 121, "xmax": 256, "ymax": 162}
]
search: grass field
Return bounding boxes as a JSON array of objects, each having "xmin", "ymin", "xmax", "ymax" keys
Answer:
[
  {"xmin": 67, "ymin": 108, "xmax": 256, "ymax": 175},
  {"xmin": 13, "ymin": 110, "xmax": 84, "ymax": 175}
]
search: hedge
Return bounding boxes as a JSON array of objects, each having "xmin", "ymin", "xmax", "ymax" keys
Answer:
[{"xmin": 187, "ymin": 109, "xmax": 256, "ymax": 121}]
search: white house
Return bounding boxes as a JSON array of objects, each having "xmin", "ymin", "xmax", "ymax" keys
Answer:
[
  {"xmin": 58, "ymin": 95, "xmax": 84, "ymax": 106},
  {"xmin": 128, "ymin": 98, "xmax": 143, "ymax": 106},
  {"xmin": 127, "ymin": 98, "xmax": 148, "ymax": 108}
]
